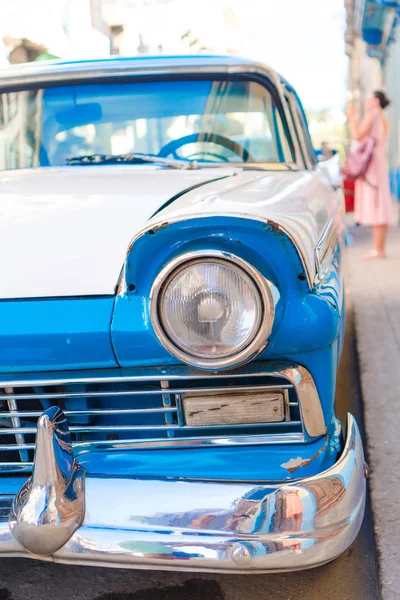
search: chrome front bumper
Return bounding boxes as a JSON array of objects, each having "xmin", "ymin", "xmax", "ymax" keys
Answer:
[{"xmin": 3, "ymin": 410, "xmax": 366, "ymax": 573}]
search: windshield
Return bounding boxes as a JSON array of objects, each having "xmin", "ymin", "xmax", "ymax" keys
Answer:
[{"xmin": 0, "ymin": 78, "xmax": 295, "ymax": 170}]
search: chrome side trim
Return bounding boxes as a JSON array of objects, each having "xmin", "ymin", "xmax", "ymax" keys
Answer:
[
  {"xmin": 315, "ymin": 211, "xmax": 341, "ymax": 283},
  {"xmin": 9, "ymin": 407, "xmax": 85, "ymax": 555},
  {"xmin": 3, "ymin": 414, "xmax": 365, "ymax": 572},
  {"xmin": 149, "ymin": 250, "xmax": 275, "ymax": 370}
]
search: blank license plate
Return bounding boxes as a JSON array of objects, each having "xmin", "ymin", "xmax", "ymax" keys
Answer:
[{"xmin": 183, "ymin": 392, "xmax": 285, "ymax": 426}]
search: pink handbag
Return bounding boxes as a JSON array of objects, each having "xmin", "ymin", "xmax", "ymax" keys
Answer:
[
  {"xmin": 342, "ymin": 137, "xmax": 375, "ymax": 181},
  {"xmin": 342, "ymin": 111, "xmax": 379, "ymax": 181}
]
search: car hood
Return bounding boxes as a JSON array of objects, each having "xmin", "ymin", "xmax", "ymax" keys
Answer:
[{"xmin": 0, "ymin": 165, "xmax": 239, "ymax": 299}]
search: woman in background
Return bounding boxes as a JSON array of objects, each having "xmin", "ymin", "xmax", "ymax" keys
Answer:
[{"xmin": 347, "ymin": 91, "xmax": 393, "ymax": 259}]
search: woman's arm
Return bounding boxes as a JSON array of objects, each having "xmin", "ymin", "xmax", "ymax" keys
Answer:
[
  {"xmin": 383, "ymin": 115, "xmax": 390, "ymax": 136},
  {"xmin": 347, "ymin": 110, "xmax": 374, "ymax": 141}
]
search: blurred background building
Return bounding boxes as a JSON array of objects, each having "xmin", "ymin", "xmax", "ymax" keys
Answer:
[
  {"xmin": 345, "ymin": 0, "xmax": 400, "ymax": 196},
  {"xmin": 101, "ymin": 0, "xmax": 243, "ymax": 55},
  {"xmin": 0, "ymin": 0, "xmax": 348, "ymax": 146},
  {"xmin": 0, "ymin": 0, "xmax": 243, "ymax": 64},
  {"xmin": 0, "ymin": 0, "xmax": 110, "ymax": 63}
]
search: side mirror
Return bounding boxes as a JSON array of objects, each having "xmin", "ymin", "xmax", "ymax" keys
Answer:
[{"xmin": 317, "ymin": 152, "xmax": 342, "ymax": 189}]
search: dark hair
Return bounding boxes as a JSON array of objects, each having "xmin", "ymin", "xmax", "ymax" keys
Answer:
[{"xmin": 374, "ymin": 90, "xmax": 390, "ymax": 110}]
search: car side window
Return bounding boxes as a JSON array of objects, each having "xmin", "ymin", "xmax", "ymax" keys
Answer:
[
  {"xmin": 271, "ymin": 105, "xmax": 294, "ymax": 163},
  {"xmin": 0, "ymin": 90, "xmax": 39, "ymax": 169},
  {"xmin": 294, "ymin": 102, "xmax": 317, "ymax": 166},
  {"xmin": 283, "ymin": 95, "xmax": 308, "ymax": 167}
]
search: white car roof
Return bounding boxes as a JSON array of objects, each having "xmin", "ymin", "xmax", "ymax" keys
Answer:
[{"xmin": 0, "ymin": 54, "xmax": 284, "ymax": 88}]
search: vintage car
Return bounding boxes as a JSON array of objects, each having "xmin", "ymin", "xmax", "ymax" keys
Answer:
[{"xmin": 0, "ymin": 55, "xmax": 366, "ymax": 572}]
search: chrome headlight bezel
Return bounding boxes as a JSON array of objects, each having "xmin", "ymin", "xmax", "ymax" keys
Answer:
[{"xmin": 149, "ymin": 250, "xmax": 275, "ymax": 370}]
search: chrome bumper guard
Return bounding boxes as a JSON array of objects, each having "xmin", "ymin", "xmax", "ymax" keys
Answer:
[{"xmin": 3, "ymin": 408, "xmax": 365, "ymax": 573}]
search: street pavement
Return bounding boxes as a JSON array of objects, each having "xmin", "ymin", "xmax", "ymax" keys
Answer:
[
  {"xmin": 0, "ymin": 285, "xmax": 379, "ymax": 599},
  {"xmin": 346, "ymin": 218, "xmax": 400, "ymax": 600}
]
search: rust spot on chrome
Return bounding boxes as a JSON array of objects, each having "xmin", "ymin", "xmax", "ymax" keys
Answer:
[
  {"xmin": 262, "ymin": 220, "xmax": 285, "ymax": 237},
  {"xmin": 148, "ymin": 222, "xmax": 170, "ymax": 235}
]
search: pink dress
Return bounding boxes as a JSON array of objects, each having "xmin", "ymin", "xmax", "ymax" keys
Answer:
[{"xmin": 354, "ymin": 110, "xmax": 393, "ymax": 226}]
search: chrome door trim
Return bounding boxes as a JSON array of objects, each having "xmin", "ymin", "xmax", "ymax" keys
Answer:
[
  {"xmin": 284, "ymin": 89, "xmax": 314, "ymax": 171},
  {"xmin": 314, "ymin": 211, "xmax": 341, "ymax": 283}
]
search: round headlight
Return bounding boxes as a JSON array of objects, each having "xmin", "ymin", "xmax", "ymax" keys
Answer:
[{"xmin": 150, "ymin": 252, "xmax": 274, "ymax": 369}]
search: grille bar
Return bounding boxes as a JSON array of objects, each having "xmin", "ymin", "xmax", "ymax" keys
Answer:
[
  {"xmin": 0, "ymin": 384, "xmax": 293, "ymax": 401},
  {"xmin": 0, "ymin": 431, "xmax": 307, "ymax": 456},
  {"xmin": 0, "ymin": 444, "xmax": 35, "ymax": 451},
  {"xmin": 0, "ymin": 421, "xmax": 303, "ymax": 435},
  {"xmin": 0, "ymin": 363, "xmax": 313, "ymax": 472},
  {"xmin": 0, "ymin": 463, "xmax": 34, "ymax": 473},
  {"xmin": 0, "ymin": 407, "xmax": 178, "ymax": 418},
  {"xmin": 0, "ymin": 365, "xmax": 304, "ymax": 387},
  {"xmin": 161, "ymin": 380, "xmax": 175, "ymax": 438},
  {"xmin": 3, "ymin": 387, "xmax": 29, "ymax": 463}
]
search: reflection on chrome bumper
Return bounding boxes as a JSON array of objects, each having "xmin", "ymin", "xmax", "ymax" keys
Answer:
[{"xmin": 4, "ymin": 411, "xmax": 366, "ymax": 573}]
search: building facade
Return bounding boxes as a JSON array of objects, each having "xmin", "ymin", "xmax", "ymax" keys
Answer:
[
  {"xmin": 0, "ymin": 0, "xmax": 242, "ymax": 64},
  {"xmin": 0, "ymin": 0, "xmax": 110, "ymax": 65},
  {"xmin": 99, "ymin": 0, "xmax": 242, "ymax": 56},
  {"xmin": 345, "ymin": 0, "xmax": 400, "ymax": 195}
]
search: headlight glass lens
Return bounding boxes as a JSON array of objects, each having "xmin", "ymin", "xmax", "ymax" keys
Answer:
[{"xmin": 159, "ymin": 259, "xmax": 263, "ymax": 359}]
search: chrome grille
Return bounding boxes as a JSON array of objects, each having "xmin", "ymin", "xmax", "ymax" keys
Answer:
[{"xmin": 0, "ymin": 363, "xmax": 307, "ymax": 473}]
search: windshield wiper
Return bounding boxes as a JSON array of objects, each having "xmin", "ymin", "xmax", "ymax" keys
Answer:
[
  {"xmin": 66, "ymin": 153, "xmax": 200, "ymax": 170},
  {"xmin": 205, "ymin": 162, "xmax": 298, "ymax": 171},
  {"xmin": 66, "ymin": 153, "xmax": 298, "ymax": 172}
]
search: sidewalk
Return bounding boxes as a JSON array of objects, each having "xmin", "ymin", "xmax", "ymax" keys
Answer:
[{"xmin": 346, "ymin": 219, "xmax": 400, "ymax": 600}]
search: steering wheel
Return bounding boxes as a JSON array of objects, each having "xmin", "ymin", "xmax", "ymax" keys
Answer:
[{"xmin": 158, "ymin": 132, "xmax": 254, "ymax": 163}]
